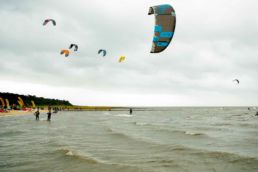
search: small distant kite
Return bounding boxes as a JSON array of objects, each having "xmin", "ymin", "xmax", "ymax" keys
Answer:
[
  {"xmin": 17, "ymin": 97, "xmax": 25, "ymax": 107},
  {"xmin": 118, "ymin": 56, "xmax": 126, "ymax": 63},
  {"xmin": 43, "ymin": 19, "xmax": 56, "ymax": 26},
  {"xmin": 148, "ymin": 4, "xmax": 176, "ymax": 53},
  {"xmin": 60, "ymin": 49, "xmax": 70, "ymax": 57},
  {"xmin": 69, "ymin": 44, "xmax": 78, "ymax": 51},
  {"xmin": 98, "ymin": 49, "xmax": 107, "ymax": 57},
  {"xmin": 233, "ymin": 79, "xmax": 240, "ymax": 84},
  {"xmin": 0, "ymin": 97, "xmax": 5, "ymax": 107}
]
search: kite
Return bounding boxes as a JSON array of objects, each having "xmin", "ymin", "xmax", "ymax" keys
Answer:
[
  {"xmin": 119, "ymin": 56, "xmax": 126, "ymax": 63},
  {"xmin": 148, "ymin": 4, "xmax": 176, "ymax": 53},
  {"xmin": 43, "ymin": 19, "xmax": 56, "ymax": 26},
  {"xmin": 60, "ymin": 49, "xmax": 70, "ymax": 57},
  {"xmin": 98, "ymin": 49, "xmax": 107, "ymax": 57},
  {"xmin": 69, "ymin": 44, "xmax": 78, "ymax": 51}
]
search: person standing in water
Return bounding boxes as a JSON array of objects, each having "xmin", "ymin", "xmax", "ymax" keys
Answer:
[
  {"xmin": 34, "ymin": 107, "xmax": 40, "ymax": 120},
  {"xmin": 47, "ymin": 105, "xmax": 52, "ymax": 121},
  {"xmin": 129, "ymin": 108, "xmax": 133, "ymax": 115}
]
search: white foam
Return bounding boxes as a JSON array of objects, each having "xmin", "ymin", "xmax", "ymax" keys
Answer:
[
  {"xmin": 65, "ymin": 151, "xmax": 73, "ymax": 156},
  {"xmin": 103, "ymin": 112, "xmax": 111, "ymax": 115},
  {"xmin": 185, "ymin": 131, "xmax": 202, "ymax": 136},
  {"xmin": 116, "ymin": 114, "xmax": 133, "ymax": 117}
]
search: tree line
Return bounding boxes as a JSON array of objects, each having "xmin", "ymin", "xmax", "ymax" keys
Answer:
[{"xmin": 0, "ymin": 92, "xmax": 72, "ymax": 107}]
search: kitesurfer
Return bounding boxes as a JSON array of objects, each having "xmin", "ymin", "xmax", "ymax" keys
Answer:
[
  {"xmin": 53, "ymin": 107, "xmax": 58, "ymax": 113},
  {"xmin": 34, "ymin": 107, "xmax": 40, "ymax": 120},
  {"xmin": 47, "ymin": 106, "xmax": 52, "ymax": 121}
]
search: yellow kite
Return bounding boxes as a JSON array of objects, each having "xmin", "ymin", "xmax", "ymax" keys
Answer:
[
  {"xmin": 0, "ymin": 97, "xmax": 5, "ymax": 107},
  {"xmin": 118, "ymin": 56, "xmax": 126, "ymax": 63}
]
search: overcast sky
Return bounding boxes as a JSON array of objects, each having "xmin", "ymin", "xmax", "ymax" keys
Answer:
[{"xmin": 0, "ymin": 0, "xmax": 258, "ymax": 106}]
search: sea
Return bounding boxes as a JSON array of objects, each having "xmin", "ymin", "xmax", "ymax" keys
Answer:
[{"xmin": 0, "ymin": 107, "xmax": 258, "ymax": 172}]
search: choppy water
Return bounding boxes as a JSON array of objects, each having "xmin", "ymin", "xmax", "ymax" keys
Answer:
[{"xmin": 1, "ymin": 107, "xmax": 258, "ymax": 172}]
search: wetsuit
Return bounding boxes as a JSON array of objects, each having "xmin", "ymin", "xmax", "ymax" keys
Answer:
[
  {"xmin": 47, "ymin": 112, "xmax": 51, "ymax": 121},
  {"xmin": 47, "ymin": 106, "xmax": 52, "ymax": 121},
  {"xmin": 35, "ymin": 111, "xmax": 40, "ymax": 120}
]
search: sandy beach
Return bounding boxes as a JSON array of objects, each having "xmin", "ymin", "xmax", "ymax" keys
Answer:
[{"xmin": 0, "ymin": 110, "xmax": 48, "ymax": 117}]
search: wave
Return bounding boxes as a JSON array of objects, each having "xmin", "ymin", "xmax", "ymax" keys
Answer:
[
  {"xmin": 211, "ymin": 122, "xmax": 232, "ymax": 126},
  {"xmin": 0, "ymin": 130, "xmax": 25, "ymax": 137},
  {"xmin": 106, "ymin": 127, "xmax": 135, "ymax": 139},
  {"xmin": 57, "ymin": 147, "xmax": 147, "ymax": 171},
  {"xmin": 106, "ymin": 126, "xmax": 208, "ymax": 158},
  {"xmin": 57, "ymin": 147, "xmax": 102, "ymax": 164},
  {"xmin": 132, "ymin": 122, "xmax": 207, "ymax": 137},
  {"xmin": 115, "ymin": 114, "xmax": 133, "ymax": 117},
  {"xmin": 102, "ymin": 112, "xmax": 111, "ymax": 116},
  {"xmin": 149, "ymin": 144, "xmax": 258, "ymax": 166},
  {"xmin": 238, "ymin": 123, "xmax": 258, "ymax": 128},
  {"xmin": 106, "ymin": 127, "xmax": 165, "ymax": 147},
  {"xmin": 184, "ymin": 131, "xmax": 204, "ymax": 136},
  {"xmin": 132, "ymin": 122, "xmax": 168, "ymax": 128},
  {"xmin": 56, "ymin": 140, "xmax": 258, "ymax": 170},
  {"xmin": 132, "ymin": 122, "xmax": 149, "ymax": 126},
  {"xmin": 167, "ymin": 148, "xmax": 258, "ymax": 171},
  {"xmin": 168, "ymin": 129, "xmax": 206, "ymax": 137},
  {"xmin": 192, "ymin": 149, "xmax": 258, "ymax": 165}
]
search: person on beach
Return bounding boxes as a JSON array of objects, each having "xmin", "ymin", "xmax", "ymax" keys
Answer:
[
  {"xmin": 47, "ymin": 106, "xmax": 52, "ymax": 121},
  {"xmin": 0, "ymin": 105, "xmax": 8, "ymax": 113},
  {"xmin": 4, "ymin": 105, "xmax": 7, "ymax": 112},
  {"xmin": 53, "ymin": 107, "xmax": 58, "ymax": 113},
  {"xmin": 256, "ymin": 112, "xmax": 258, "ymax": 116},
  {"xmin": 12, "ymin": 104, "xmax": 17, "ymax": 110},
  {"xmin": 34, "ymin": 107, "xmax": 40, "ymax": 120}
]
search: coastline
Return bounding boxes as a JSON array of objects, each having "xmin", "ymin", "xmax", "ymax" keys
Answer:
[
  {"xmin": 0, "ymin": 110, "xmax": 48, "ymax": 117},
  {"xmin": 1, "ymin": 106, "xmax": 136, "ymax": 117}
]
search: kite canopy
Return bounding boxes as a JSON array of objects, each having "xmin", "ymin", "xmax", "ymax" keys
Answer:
[
  {"xmin": 5, "ymin": 99, "xmax": 10, "ymax": 108},
  {"xmin": 69, "ymin": 44, "xmax": 78, "ymax": 51},
  {"xmin": 17, "ymin": 97, "xmax": 24, "ymax": 107},
  {"xmin": 43, "ymin": 19, "xmax": 56, "ymax": 26},
  {"xmin": 119, "ymin": 56, "xmax": 126, "ymax": 63},
  {"xmin": 98, "ymin": 49, "xmax": 107, "ymax": 57},
  {"xmin": 233, "ymin": 79, "xmax": 240, "ymax": 84},
  {"xmin": 60, "ymin": 49, "xmax": 70, "ymax": 57},
  {"xmin": 31, "ymin": 100, "xmax": 36, "ymax": 108},
  {"xmin": 0, "ymin": 97, "xmax": 5, "ymax": 107},
  {"xmin": 148, "ymin": 4, "xmax": 176, "ymax": 53}
]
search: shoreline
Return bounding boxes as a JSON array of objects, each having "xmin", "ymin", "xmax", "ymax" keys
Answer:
[{"xmin": 0, "ymin": 110, "xmax": 48, "ymax": 118}]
